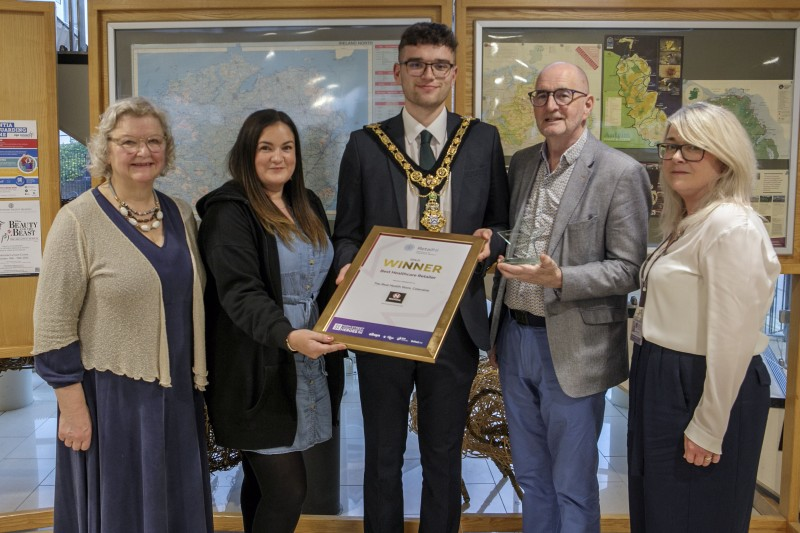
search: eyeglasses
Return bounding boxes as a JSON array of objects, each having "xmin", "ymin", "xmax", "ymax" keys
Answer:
[
  {"xmin": 656, "ymin": 143, "xmax": 706, "ymax": 162},
  {"xmin": 528, "ymin": 88, "xmax": 588, "ymax": 107},
  {"xmin": 108, "ymin": 135, "xmax": 167, "ymax": 154},
  {"xmin": 399, "ymin": 60, "xmax": 455, "ymax": 78}
]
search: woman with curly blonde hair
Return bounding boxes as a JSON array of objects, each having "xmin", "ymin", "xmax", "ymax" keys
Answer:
[{"xmin": 33, "ymin": 96, "xmax": 212, "ymax": 532}]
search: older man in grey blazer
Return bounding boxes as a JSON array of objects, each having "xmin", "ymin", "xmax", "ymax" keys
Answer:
[{"xmin": 489, "ymin": 62, "xmax": 650, "ymax": 532}]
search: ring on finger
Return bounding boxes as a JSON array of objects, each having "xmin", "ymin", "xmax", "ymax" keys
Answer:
[{"xmin": 703, "ymin": 456, "xmax": 712, "ymax": 462}]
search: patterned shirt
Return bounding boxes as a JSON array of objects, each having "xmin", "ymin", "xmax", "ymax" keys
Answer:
[{"xmin": 504, "ymin": 128, "xmax": 588, "ymax": 316}]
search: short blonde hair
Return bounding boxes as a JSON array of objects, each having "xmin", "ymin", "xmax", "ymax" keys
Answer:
[
  {"xmin": 87, "ymin": 96, "xmax": 175, "ymax": 179},
  {"xmin": 659, "ymin": 102, "xmax": 756, "ymax": 236}
]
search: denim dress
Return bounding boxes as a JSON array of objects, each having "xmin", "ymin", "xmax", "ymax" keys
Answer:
[{"xmin": 253, "ymin": 233, "xmax": 334, "ymax": 454}]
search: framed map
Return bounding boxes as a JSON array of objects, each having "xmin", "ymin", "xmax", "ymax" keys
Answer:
[
  {"xmin": 474, "ymin": 21, "xmax": 800, "ymax": 253},
  {"xmin": 108, "ymin": 19, "xmax": 425, "ymax": 214},
  {"xmin": 478, "ymin": 41, "xmax": 602, "ymax": 156}
]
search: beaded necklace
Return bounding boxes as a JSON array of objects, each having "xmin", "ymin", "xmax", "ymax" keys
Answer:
[{"xmin": 107, "ymin": 180, "xmax": 164, "ymax": 232}]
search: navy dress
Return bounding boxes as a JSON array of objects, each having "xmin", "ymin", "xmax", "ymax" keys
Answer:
[{"xmin": 35, "ymin": 188, "xmax": 213, "ymax": 533}]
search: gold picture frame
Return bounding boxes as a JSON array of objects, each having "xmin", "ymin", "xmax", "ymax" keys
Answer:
[{"xmin": 314, "ymin": 226, "xmax": 484, "ymax": 363}]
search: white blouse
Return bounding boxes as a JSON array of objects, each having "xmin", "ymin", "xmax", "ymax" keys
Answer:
[{"xmin": 641, "ymin": 203, "xmax": 780, "ymax": 454}]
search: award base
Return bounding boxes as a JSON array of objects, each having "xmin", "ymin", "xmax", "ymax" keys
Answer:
[{"xmin": 502, "ymin": 256, "xmax": 540, "ymax": 265}]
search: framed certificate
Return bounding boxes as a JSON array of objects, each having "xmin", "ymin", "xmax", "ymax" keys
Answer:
[{"xmin": 315, "ymin": 226, "xmax": 484, "ymax": 363}]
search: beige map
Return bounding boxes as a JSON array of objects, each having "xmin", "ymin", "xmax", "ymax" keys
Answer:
[{"xmin": 480, "ymin": 42, "xmax": 602, "ymax": 157}]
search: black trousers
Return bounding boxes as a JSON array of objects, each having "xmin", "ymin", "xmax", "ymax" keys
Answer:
[
  {"xmin": 356, "ymin": 313, "xmax": 479, "ymax": 533},
  {"xmin": 627, "ymin": 340, "xmax": 771, "ymax": 533}
]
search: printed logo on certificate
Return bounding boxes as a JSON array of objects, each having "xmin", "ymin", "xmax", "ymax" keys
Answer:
[
  {"xmin": 385, "ymin": 291, "xmax": 406, "ymax": 304},
  {"xmin": 315, "ymin": 226, "xmax": 484, "ymax": 362}
]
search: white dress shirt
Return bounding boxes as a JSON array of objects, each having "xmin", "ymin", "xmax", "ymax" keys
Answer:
[{"xmin": 402, "ymin": 107, "xmax": 452, "ymax": 232}]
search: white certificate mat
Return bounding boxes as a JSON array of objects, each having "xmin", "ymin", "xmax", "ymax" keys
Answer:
[{"xmin": 316, "ymin": 226, "xmax": 484, "ymax": 362}]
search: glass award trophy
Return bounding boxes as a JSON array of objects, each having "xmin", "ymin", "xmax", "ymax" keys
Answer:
[{"xmin": 497, "ymin": 228, "xmax": 545, "ymax": 265}]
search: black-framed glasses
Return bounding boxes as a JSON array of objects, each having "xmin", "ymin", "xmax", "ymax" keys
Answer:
[
  {"xmin": 400, "ymin": 60, "xmax": 455, "ymax": 78},
  {"xmin": 656, "ymin": 143, "xmax": 706, "ymax": 162},
  {"xmin": 528, "ymin": 88, "xmax": 588, "ymax": 107},
  {"xmin": 108, "ymin": 135, "xmax": 167, "ymax": 154}
]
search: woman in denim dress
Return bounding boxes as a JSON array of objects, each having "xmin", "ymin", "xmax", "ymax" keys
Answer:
[{"xmin": 198, "ymin": 109, "xmax": 346, "ymax": 533}]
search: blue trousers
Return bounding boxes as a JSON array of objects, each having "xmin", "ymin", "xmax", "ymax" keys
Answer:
[{"xmin": 497, "ymin": 313, "xmax": 605, "ymax": 533}]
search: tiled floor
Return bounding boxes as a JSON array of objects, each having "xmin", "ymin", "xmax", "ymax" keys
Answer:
[{"xmin": 0, "ymin": 359, "xmax": 634, "ymax": 520}]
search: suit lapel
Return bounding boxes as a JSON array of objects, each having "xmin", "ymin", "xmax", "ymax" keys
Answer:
[
  {"xmin": 381, "ymin": 114, "xmax": 408, "ymax": 228},
  {"xmin": 548, "ymin": 134, "xmax": 597, "ymax": 256},
  {"xmin": 446, "ymin": 112, "xmax": 464, "ymax": 227}
]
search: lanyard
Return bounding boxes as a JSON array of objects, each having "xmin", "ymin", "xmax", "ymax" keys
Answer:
[
  {"xmin": 631, "ymin": 230, "xmax": 681, "ymax": 346},
  {"xmin": 639, "ymin": 230, "xmax": 682, "ymax": 308}
]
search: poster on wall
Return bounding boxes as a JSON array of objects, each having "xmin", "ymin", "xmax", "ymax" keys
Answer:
[
  {"xmin": 0, "ymin": 200, "xmax": 42, "ymax": 277},
  {"xmin": 0, "ymin": 120, "xmax": 40, "ymax": 199},
  {"xmin": 684, "ymin": 80, "xmax": 793, "ymax": 247},
  {"xmin": 753, "ymin": 169, "xmax": 790, "ymax": 248}
]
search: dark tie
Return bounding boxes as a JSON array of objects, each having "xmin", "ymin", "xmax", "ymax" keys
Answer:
[{"xmin": 419, "ymin": 130, "xmax": 435, "ymax": 171}]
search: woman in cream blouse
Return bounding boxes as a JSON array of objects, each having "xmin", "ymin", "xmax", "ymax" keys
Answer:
[{"xmin": 627, "ymin": 102, "xmax": 780, "ymax": 533}]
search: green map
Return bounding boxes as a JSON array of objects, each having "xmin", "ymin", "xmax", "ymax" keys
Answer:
[
  {"xmin": 684, "ymin": 80, "xmax": 792, "ymax": 160},
  {"xmin": 601, "ymin": 36, "xmax": 683, "ymax": 148}
]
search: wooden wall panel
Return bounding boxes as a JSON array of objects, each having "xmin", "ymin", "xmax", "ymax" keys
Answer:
[{"xmin": 0, "ymin": 1, "xmax": 60, "ymax": 359}]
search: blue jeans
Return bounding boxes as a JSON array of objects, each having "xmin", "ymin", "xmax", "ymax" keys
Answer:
[{"xmin": 497, "ymin": 312, "xmax": 605, "ymax": 533}]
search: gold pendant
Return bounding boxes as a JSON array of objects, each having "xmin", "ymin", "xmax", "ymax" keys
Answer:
[{"xmin": 420, "ymin": 192, "xmax": 446, "ymax": 232}]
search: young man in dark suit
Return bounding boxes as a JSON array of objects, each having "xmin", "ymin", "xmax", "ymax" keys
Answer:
[{"xmin": 332, "ymin": 22, "xmax": 509, "ymax": 533}]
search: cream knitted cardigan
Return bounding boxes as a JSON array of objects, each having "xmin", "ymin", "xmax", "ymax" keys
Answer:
[{"xmin": 32, "ymin": 189, "xmax": 208, "ymax": 390}]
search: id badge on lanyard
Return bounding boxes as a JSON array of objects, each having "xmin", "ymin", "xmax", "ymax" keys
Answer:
[
  {"xmin": 629, "ymin": 232, "xmax": 677, "ymax": 347},
  {"xmin": 630, "ymin": 305, "xmax": 644, "ymax": 346}
]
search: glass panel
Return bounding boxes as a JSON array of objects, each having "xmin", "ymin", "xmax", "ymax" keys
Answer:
[{"xmin": 59, "ymin": 130, "xmax": 90, "ymax": 204}]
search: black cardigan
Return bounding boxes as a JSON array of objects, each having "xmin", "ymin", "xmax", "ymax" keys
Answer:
[{"xmin": 197, "ymin": 180, "xmax": 344, "ymax": 450}]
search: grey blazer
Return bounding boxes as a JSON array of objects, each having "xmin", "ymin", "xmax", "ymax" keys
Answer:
[{"xmin": 490, "ymin": 131, "xmax": 651, "ymax": 398}]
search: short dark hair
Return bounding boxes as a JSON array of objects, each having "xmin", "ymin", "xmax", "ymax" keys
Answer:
[{"xmin": 398, "ymin": 22, "xmax": 457, "ymax": 58}]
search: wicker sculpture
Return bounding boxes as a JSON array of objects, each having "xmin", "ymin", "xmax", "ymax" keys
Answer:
[
  {"xmin": 0, "ymin": 356, "xmax": 33, "ymax": 373},
  {"xmin": 205, "ymin": 409, "xmax": 241, "ymax": 472},
  {"xmin": 409, "ymin": 357, "xmax": 522, "ymax": 503}
]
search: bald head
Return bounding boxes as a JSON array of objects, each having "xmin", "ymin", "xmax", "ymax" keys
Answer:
[
  {"xmin": 536, "ymin": 62, "xmax": 590, "ymax": 94},
  {"xmin": 531, "ymin": 61, "xmax": 594, "ymax": 156}
]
